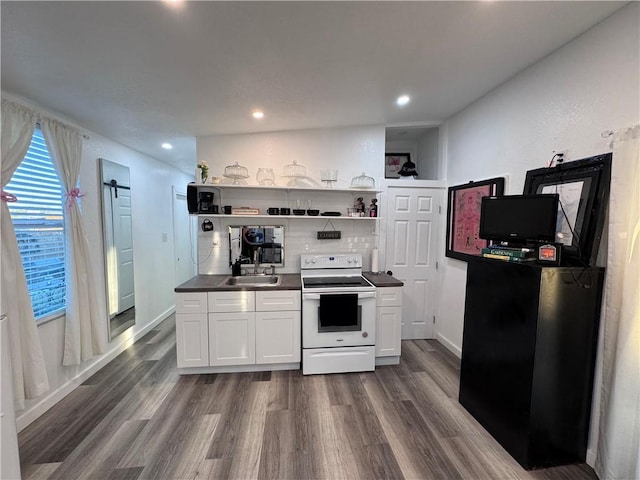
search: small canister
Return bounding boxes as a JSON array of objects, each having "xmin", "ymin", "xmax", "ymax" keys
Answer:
[{"xmin": 232, "ymin": 259, "xmax": 242, "ymax": 276}]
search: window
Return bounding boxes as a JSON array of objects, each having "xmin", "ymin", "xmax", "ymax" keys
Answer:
[{"xmin": 6, "ymin": 128, "xmax": 66, "ymax": 320}]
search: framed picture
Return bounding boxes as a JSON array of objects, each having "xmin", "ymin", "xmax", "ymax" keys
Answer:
[
  {"xmin": 385, "ymin": 153, "xmax": 410, "ymax": 179},
  {"xmin": 445, "ymin": 177, "xmax": 505, "ymax": 261},
  {"xmin": 523, "ymin": 153, "xmax": 611, "ymax": 266}
]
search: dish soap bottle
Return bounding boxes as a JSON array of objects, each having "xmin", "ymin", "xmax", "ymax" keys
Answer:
[{"xmin": 232, "ymin": 259, "xmax": 242, "ymax": 277}]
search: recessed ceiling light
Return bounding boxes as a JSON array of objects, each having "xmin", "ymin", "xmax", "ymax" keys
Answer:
[
  {"xmin": 252, "ymin": 111, "xmax": 265, "ymax": 119},
  {"xmin": 161, "ymin": 143, "xmax": 173, "ymax": 150},
  {"xmin": 396, "ymin": 95, "xmax": 410, "ymax": 106},
  {"xmin": 163, "ymin": 0, "xmax": 184, "ymax": 8}
]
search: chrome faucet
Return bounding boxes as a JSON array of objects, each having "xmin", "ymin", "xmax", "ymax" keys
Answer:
[{"xmin": 253, "ymin": 247, "xmax": 262, "ymax": 275}]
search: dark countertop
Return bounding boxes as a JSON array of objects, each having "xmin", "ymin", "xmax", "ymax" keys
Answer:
[
  {"xmin": 175, "ymin": 273, "xmax": 302, "ymax": 292},
  {"xmin": 363, "ymin": 272, "xmax": 404, "ymax": 287},
  {"xmin": 175, "ymin": 272, "xmax": 402, "ymax": 292}
]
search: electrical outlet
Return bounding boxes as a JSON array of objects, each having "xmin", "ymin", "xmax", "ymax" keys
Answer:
[{"xmin": 552, "ymin": 149, "xmax": 568, "ymax": 162}]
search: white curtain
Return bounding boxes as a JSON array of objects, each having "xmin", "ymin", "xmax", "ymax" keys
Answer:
[
  {"xmin": 41, "ymin": 118, "xmax": 107, "ymax": 365},
  {"xmin": 595, "ymin": 125, "xmax": 640, "ymax": 480},
  {"xmin": 1, "ymin": 99, "xmax": 49, "ymax": 409}
]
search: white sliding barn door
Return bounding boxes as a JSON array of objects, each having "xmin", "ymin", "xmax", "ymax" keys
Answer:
[
  {"xmin": 384, "ymin": 186, "xmax": 441, "ymax": 339},
  {"xmin": 103, "ymin": 177, "xmax": 135, "ymax": 316}
]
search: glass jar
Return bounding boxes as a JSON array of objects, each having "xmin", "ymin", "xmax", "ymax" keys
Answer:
[{"xmin": 256, "ymin": 168, "xmax": 275, "ymax": 186}]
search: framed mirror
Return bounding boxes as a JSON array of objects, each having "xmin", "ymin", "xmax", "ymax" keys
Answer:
[
  {"xmin": 99, "ymin": 158, "xmax": 135, "ymax": 339},
  {"xmin": 228, "ymin": 225, "xmax": 284, "ymax": 268}
]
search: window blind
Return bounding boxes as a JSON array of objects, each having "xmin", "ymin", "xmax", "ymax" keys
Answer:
[{"xmin": 6, "ymin": 128, "xmax": 66, "ymax": 319}]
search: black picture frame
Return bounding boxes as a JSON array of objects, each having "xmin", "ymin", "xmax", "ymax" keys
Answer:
[
  {"xmin": 385, "ymin": 152, "xmax": 410, "ymax": 178},
  {"xmin": 445, "ymin": 177, "xmax": 505, "ymax": 261},
  {"xmin": 523, "ymin": 153, "xmax": 611, "ymax": 266}
]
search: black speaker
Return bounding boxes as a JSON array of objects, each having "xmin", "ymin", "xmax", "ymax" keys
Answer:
[{"xmin": 187, "ymin": 183, "xmax": 198, "ymax": 214}]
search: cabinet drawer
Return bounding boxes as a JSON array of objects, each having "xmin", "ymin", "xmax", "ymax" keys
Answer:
[
  {"xmin": 176, "ymin": 292, "xmax": 208, "ymax": 314},
  {"xmin": 208, "ymin": 291, "xmax": 255, "ymax": 312},
  {"xmin": 256, "ymin": 290, "xmax": 301, "ymax": 312},
  {"xmin": 376, "ymin": 286, "xmax": 403, "ymax": 307}
]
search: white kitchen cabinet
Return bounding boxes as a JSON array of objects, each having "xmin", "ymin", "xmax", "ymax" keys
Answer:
[
  {"xmin": 176, "ymin": 293, "xmax": 209, "ymax": 368},
  {"xmin": 255, "ymin": 290, "xmax": 301, "ymax": 364},
  {"xmin": 176, "ymin": 289, "xmax": 301, "ymax": 372},
  {"xmin": 375, "ymin": 286, "xmax": 402, "ymax": 361},
  {"xmin": 207, "ymin": 291, "xmax": 256, "ymax": 366},
  {"xmin": 176, "ymin": 313, "xmax": 209, "ymax": 368},
  {"xmin": 256, "ymin": 311, "xmax": 300, "ymax": 364},
  {"xmin": 209, "ymin": 312, "xmax": 256, "ymax": 366}
]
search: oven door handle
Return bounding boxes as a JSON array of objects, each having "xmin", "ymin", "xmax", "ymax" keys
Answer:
[{"xmin": 302, "ymin": 292, "xmax": 376, "ymax": 300}]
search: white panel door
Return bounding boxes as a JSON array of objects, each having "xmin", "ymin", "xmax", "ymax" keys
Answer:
[
  {"xmin": 385, "ymin": 187, "xmax": 441, "ymax": 339},
  {"xmin": 172, "ymin": 188, "xmax": 196, "ymax": 286},
  {"xmin": 115, "ymin": 189, "xmax": 135, "ymax": 312},
  {"xmin": 103, "ymin": 179, "xmax": 135, "ymax": 315}
]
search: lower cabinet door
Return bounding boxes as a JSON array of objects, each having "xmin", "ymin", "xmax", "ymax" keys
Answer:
[
  {"xmin": 375, "ymin": 306, "xmax": 402, "ymax": 357},
  {"xmin": 209, "ymin": 312, "xmax": 256, "ymax": 366},
  {"xmin": 176, "ymin": 313, "xmax": 209, "ymax": 368},
  {"xmin": 255, "ymin": 311, "xmax": 301, "ymax": 364}
]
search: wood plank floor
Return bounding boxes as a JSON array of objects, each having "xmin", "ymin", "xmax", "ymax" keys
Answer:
[{"xmin": 18, "ymin": 315, "xmax": 598, "ymax": 480}]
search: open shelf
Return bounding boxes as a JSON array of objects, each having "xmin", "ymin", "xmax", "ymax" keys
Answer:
[
  {"xmin": 194, "ymin": 214, "xmax": 379, "ymax": 220},
  {"xmin": 199, "ymin": 183, "xmax": 380, "ymax": 194}
]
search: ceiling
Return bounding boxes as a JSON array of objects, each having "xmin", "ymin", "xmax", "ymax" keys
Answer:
[{"xmin": 1, "ymin": 1, "xmax": 627, "ymax": 174}]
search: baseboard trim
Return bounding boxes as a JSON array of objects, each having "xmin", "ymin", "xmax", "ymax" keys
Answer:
[
  {"xmin": 375, "ymin": 356, "xmax": 400, "ymax": 366},
  {"xmin": 16, "ymin": 307, "xmax": 174, "ymax": 432},
  {"xmin": 436, "ymin": 333, "xmax": 462, "ymax": 358},
  {"xmin": 178, "ymin": 362, "xmax": 300, "ymax": 375}
]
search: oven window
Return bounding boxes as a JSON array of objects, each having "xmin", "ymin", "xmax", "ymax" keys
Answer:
[{"xmin": 318, "ymin": 294, "xmax": 361, "ymax": 332}]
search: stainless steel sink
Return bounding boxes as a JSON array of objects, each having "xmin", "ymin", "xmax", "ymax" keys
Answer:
[{"xmin": 223, "ymin": 275, "xmax": 281, "ymax": 287}]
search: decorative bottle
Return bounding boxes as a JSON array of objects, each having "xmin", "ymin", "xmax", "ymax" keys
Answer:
[{"xmin": 369, "ymin": 199, "xmax": 378, "ymax": 217}]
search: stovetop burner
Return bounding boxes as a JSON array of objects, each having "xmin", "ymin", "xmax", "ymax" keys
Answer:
[{"xmin": 302, "ymin": 276, "xmax": 372, "ymax": 288}]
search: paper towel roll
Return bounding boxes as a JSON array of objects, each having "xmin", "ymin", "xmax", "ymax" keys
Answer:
[{"xmin": 371, "ymin": 248, "xmax": 379, "ymax": 273}]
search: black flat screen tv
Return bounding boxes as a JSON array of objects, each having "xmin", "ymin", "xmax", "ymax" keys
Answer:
[{"xmin": 479, "ymin": 194, "xmax": 559, "ymax": 244}]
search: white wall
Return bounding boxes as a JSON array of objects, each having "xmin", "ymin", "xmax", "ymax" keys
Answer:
[
  {"xmin": 436, "ymin": 2, "xmax": 639, "ymax": 355},
  {"xmin": 436, "ymin": 2, "xmax": 639, "ymax": 464},
  {"xmin": 385, "ymin": 139, "xmax": 418, "ymax": 173},
  {"xmin": 4, "ymin": 95, "xmax": 193, "ymax": 429},
  {"xmin": 197, "ymin": 125, "xmax": 385, "ymax": 188},
  {"xmin": 386, "ymin": 128, "xmax": 441, "ymax": 180},
  {"xmin": 196, "ymin": 126, "xmax": 385, "ymax": 274},
  {"xmin": 416, "ymin": 128, "xmax": 440, "ymax": 180}
]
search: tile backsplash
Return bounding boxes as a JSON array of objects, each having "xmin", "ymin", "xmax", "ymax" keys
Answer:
[
  {"xmin": 195, "ymin": 187, "xmax": 380, "ymax": 275},
  {"xmin": 197, "ymin": 216, "xmax": 378, "ymax": 275}
]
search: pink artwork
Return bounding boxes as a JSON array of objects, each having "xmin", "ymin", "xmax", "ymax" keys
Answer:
[{"xmin": 452, "ymin": 185, "xmax": 491, "ymax": 255}]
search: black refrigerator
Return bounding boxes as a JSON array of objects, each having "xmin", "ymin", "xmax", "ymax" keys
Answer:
[{"xmin": 459, "ymin": 258, "xmax": 605, "ymax": 469}]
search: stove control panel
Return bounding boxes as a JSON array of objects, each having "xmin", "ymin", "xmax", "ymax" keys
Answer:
[{"xmin": 301, "ymin": 253, "xmax": 362, "ymax": 269}]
